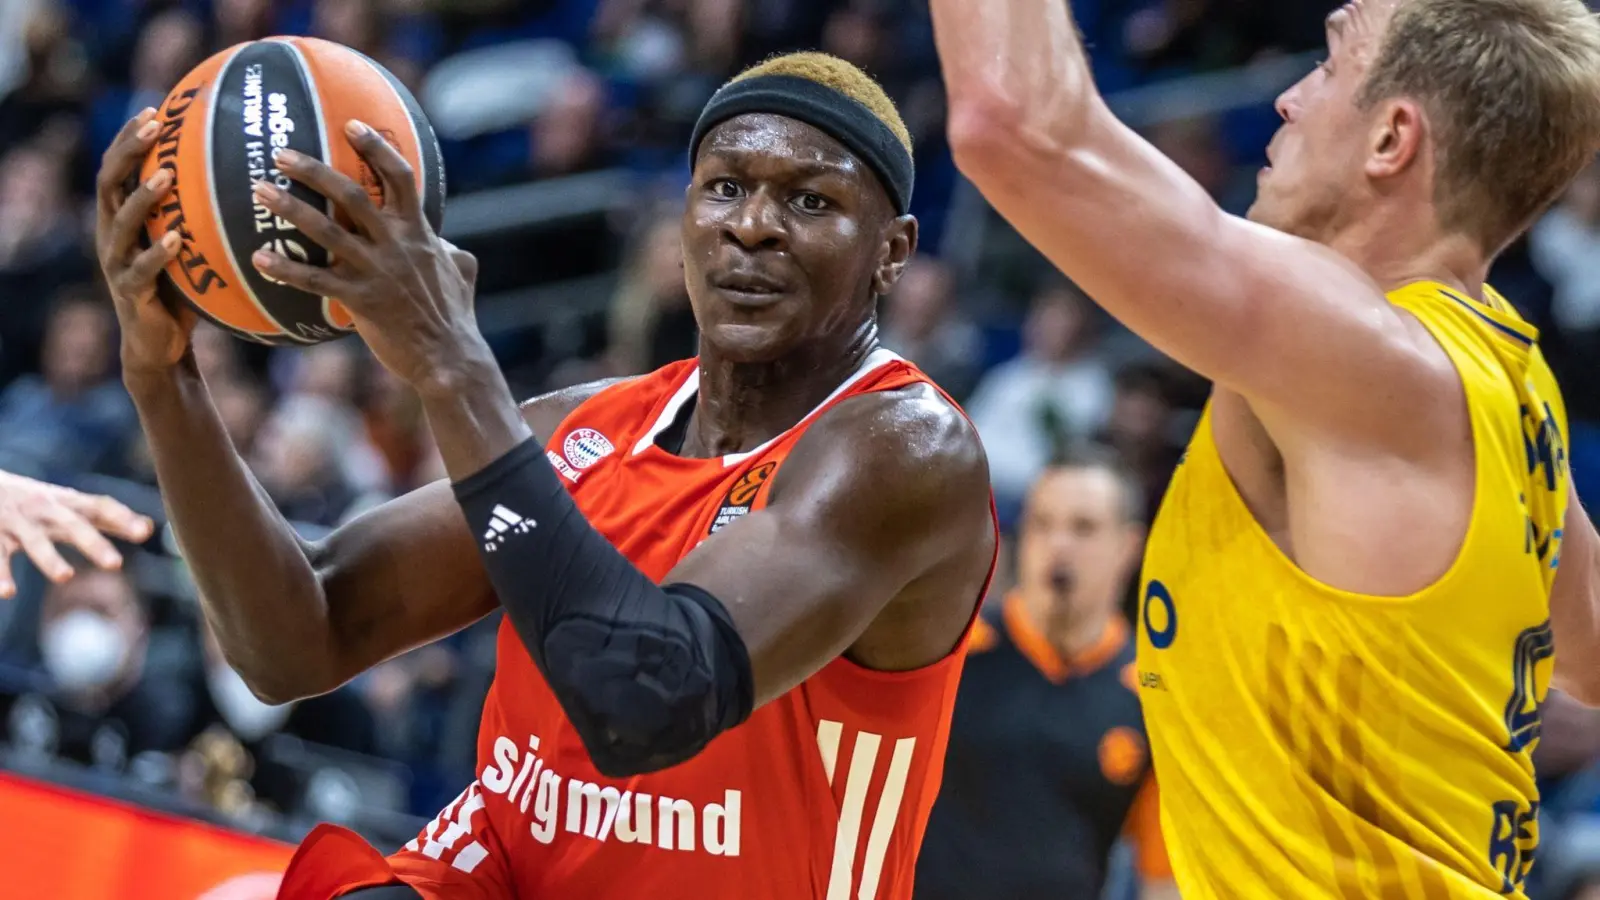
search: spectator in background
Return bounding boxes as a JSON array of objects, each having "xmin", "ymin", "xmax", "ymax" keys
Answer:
[
  {"xmin": 1097, "ymin": 362, "xmax": 1188, "ymax": 526},
  {"xmin": 879, "ymin": 255, "xmax": 982, "ymax": 401},
  {"xmin": 191, "ymin": 323, "xmax": 246, "ymax": 388},
  {"xmin": 0, "ymin": 141, "xmax": 88, "ymax": 382},
  {"xmin": 214, "ymin": 0, "xmax": 275, "ymax": 48},
  {"xmin": 529, "ymin": 66, "xmax": 608, "ymax": 179},
  {"xmin": 181, "ymin": 617, "xmax": 380, "ymax": 818},
  {"xmin": 0, "ymin": 1, "xmax": 88, "ymax": 157},
  {"xmin": 0, "ymin": 291, "xmax": 136, "ymax": 480},
  {"xmin": 967, "ymin": 277, "xmax": 1114, "ymax": 510},
  {"xmin": 917, "ymin": 449, "xmax": 1175, "ymax": 900},
  {"xmin": 24, "ymin": 563, "xmax": 192, "ymax": 770},
  {"xmin": 605, "ymin": 210, "xmax": 697, "ymax": 375},
  {"xmin": 250, "ymin": 394, "xmax": 366, "ymax": 527},
  {"xmin": 87, "ymin": 7, "xmax": 202, "ymax": 164}
]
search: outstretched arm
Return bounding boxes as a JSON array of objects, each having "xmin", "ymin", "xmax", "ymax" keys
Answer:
[{"xmin": 930, "ymin": 0, "xmax": 1454, "ymax": 445}]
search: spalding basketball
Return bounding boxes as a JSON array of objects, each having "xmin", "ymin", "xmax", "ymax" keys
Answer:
[{"xmin": 140, "ymin": 37, "xmax": 445, "ymax": 345}]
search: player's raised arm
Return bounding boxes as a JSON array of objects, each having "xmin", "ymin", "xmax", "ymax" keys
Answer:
[{"xmin": 929, "ymin": 0, "xmax": 1455, "ymax": 443}]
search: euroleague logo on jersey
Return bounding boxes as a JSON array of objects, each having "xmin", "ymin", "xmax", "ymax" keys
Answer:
[
  {"xmin": 564, "ymin": 428, "xmax": 615, "ymax": 471},
  {"xmin": 710, "ymin": 463, "xmax": 777, "ymax": 535}
]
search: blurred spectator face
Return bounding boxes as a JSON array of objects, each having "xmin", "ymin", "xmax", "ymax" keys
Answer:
[
  {"xmin": 38, "ymin": 570, "xmax": 147, "ymax": 699},
  {"xmin": 1016, "ymin": 465, "xmax": 1144, "ymax": 636},
  {"xmin": 1573, "ymin": 882, "xmax": 1600, "ymax": 900},
  {"xmin": 132, "ymin": 9, "xmax": 204, "ymax": 93},
  {"xmin": 191, "ymin": 323, "xmax": 243, "ymax": 386},
  {"xmin": 201, "ymin": 619, "xmax": 295, "ymax": 741},
  {"xmin": 883, "ymin": 258, "xmax": 953, "ymax": 343},
  {"xmin": 1105, "ymin": 376, "xmax": 1172, "ymax": 450},
  {"xmin": 292, "ymin": 342, "xmax": 359, "ymax": 404},
  {"xmin": 212, "ymin": 377, "xmax": 269, "ymax": 453},
  {"xmin": 254, "ymin": 399, "xmax": 340, "ymax": 495},
  {"xmin": 822, "ymin": 8, "xmax": 885, "ymax": 69},
  {"xmin": 1024, "ymin": 286, "xmax": 1091, "ymax": 363},
  {"xmin": 532, "ymin": 70, "xmax": 605, "ymax": 177},
  {"xmin": 42, "ymin": 299, "xmax": 113, "ymax": 395},
  {"xmin": 313, "ymin": 0, "xmax": 378, "ymax": 55},
  {"xmin": 642, "ymin": 214, "xmax": 687, "ymax": 302},
  {"xmin": 214, "ymin": 0, "xmax": 273, "ymax": 45},
  {"xmin": 0, "ymin": 145, "xmax": 68, "ymax": 242}
]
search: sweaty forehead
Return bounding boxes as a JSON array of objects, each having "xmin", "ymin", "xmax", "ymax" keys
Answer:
[{"xmin": 696, "ymin": 113, "xmax": 865, "ymax": 179}]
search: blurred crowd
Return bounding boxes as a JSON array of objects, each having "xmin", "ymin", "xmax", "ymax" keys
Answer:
[{"xmin": 5, "ymin": 0, "xmax": 1600, "ymax": 896}]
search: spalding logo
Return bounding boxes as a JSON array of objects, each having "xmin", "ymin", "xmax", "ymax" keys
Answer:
[{"xmin": 563, "ymin": 428, "xmax": 615, "ymax": 470}]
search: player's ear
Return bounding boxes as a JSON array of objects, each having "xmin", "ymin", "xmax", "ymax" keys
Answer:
[
  {"xmin": 1365, "ymin": 97, "xmax": 1424, "ymax": 180},
  {"xmin": 872, "ymin": 214, "xmax": 918, "ymax": 296}
]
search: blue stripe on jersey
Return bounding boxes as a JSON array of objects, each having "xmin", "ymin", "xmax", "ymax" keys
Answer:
[{"xmin": 1439, "ymin": 289, "xmax": 1534, "ymax": 347}]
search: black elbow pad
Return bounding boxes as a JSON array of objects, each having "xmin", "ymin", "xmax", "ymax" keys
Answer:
[{"xmin": 542, "ymin": 583, "xmax": 754, "ymax": 777}]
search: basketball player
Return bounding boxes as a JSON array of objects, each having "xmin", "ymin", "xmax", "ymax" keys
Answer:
[
  {"xmin": 930, "ymin": 0, "xmax": 1600, "ymax": 896},
  {"xmin": 96, "ymin": 53, "xmax": 997, "ymax": 899}
]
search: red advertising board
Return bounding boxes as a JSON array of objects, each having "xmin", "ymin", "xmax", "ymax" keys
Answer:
[{"xmin": 0, "ymin": 771, "xmax": 294, "ymax": 899}]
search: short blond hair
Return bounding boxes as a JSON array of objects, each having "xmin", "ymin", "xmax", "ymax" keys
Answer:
[
  {"xmin": 1359, "ymin": 0, "xmax": 1600, "ymax": 251},
  {"xmin": 728, "ymin": 52, "xmax": 912, "ymax": 156}
]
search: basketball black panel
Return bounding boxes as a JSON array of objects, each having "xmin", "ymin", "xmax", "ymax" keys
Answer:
[{"xmin": 210, "ymin": 40, "xmax": 343, "ymax": 344}]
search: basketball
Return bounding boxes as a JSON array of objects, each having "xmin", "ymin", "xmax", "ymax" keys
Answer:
[{"xmin": 139, "ymin": 37, "xmax": 444, "ymax": 346}]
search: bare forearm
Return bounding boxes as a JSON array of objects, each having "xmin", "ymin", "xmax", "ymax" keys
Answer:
[
  {"xmin": 931, "ymin": 0, "xmax": 1092, "ymax": 133},
  {"xmin": 126, "ymin": 363, "xmax": 333, "ymax": 699},
  {"xmin": 415, "ymin": 355, "xmax": 534, "ymax": 482}
]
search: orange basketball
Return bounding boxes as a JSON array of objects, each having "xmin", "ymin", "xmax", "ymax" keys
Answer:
[{"xmin": 139, "ymin": 37, "xmax": 445, "ymax": 345}]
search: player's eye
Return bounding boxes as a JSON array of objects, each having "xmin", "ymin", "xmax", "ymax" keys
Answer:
[
  {"xmin": 709, "ymin": 179, "xmax": 743, "ymax": 199},
  {"xmin": 1314, "ymin": 58, "xmax": 1331, "ymax": 76},
  {"xmin": 795, "ymin": 192, "xmax": 829, "ymax": 212}
]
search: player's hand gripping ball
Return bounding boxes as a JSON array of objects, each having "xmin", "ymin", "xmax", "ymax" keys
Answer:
[{"xmin": 133, "ymin": 37, "xmax": 445, "ymax": 346}]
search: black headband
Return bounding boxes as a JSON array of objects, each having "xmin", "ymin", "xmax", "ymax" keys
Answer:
[{"xmin": 688, "ymin": 74, "xmax": 914, "ymax": 215}]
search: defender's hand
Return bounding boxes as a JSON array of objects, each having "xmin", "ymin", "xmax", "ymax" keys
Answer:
[
  {"xmin": 94, "ymin": 108, "xmax": 199, "ymax": 377},
  {"xmin": 0, "ymin": 471, "xmax": 155, "ymax": 597},
  {"xmin": 250, "ymin": 120, "xmax": 486, "ymax": 391}
]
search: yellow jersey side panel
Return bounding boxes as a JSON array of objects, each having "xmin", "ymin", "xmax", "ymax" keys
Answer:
[{"xmin": 1137, "ymin": 282, "xmax": 1567, "ymax": 899}]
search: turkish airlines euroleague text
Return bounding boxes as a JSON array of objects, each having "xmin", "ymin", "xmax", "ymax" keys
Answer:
[{"xmin": 277, "ymin": 352, "xmax": 996, "ymax": 900}]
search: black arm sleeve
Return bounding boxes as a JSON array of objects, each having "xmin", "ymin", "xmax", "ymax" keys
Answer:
[{"xmin": 452, "ymin": 438, "xmax": 754, "ymax": 777}]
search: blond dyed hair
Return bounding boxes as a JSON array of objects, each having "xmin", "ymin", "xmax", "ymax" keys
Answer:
[
  {"xmin": 1359, "ymin": 0, "xmax": 1600, "ymax": 251},
  {"xmin": 728, "ymin": 52, "xmax": 913, "ymax": 156}
]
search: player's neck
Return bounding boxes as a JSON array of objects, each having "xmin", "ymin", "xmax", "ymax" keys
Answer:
[
  {"xmin": 687, "ymin": 321, "xmax": 880, "ymax": 458},
  {"xmin": 1324, "ymin": 212, "xmax": 1493, "ymax": 300}
]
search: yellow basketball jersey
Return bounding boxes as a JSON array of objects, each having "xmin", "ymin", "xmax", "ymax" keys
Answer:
[{"xmin": 1136, "ymin": 281, "xmax": 1569, "ymax": 898}]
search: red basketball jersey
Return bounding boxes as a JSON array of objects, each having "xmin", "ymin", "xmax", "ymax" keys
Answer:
[{"xmin": 279, "ymin": 349, "xmax": 996, "ymax": 900}]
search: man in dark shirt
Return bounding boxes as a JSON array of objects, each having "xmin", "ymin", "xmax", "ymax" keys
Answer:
[{"xmin": 918, "ymin": 447, "xmax": 1176, "ymax": 900}]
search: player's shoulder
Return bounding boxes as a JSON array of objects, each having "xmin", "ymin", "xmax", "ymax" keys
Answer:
[{"xmin": 780, "ymin": 380, "xmax": 989, "ymax": 504}]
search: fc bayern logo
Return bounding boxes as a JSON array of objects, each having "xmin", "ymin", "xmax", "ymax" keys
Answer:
[{"xmin": 563, "ymin": 428, "xmax": 615, "ymax": 470}]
